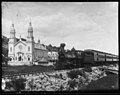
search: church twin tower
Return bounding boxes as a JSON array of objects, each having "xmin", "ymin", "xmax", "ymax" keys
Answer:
[
  {"xmin": 9, "ymin": 21, "xmax": 34, "ymax": 42},
  {"xmin": 8, "ymin": 22, "xmax": 36, "ymax": 65}
]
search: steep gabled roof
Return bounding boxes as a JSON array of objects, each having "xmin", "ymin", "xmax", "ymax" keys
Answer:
[
  {"xmin": 14, "ymin": 40, "xmax": 26, "ymax": 46},
  {"xmin": 16, "ymin": 38, "xmax": 26, "ymax": 42}
]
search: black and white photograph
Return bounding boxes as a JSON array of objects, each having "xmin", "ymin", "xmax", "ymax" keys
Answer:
[{"xmin": 2, "ymin": 2, "xmax": 119, "ymax": 92}]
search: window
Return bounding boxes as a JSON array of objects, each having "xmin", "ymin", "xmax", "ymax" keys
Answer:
[
  {"xmin": 28, "ymin": 46, "xmax": 30, "ymax": 51},
  {"xmin": 85, "ymin": 52, "xmax": 93, "ymax": 56},
  {"xmin": 28, "ymin": 57, "xmax": 30, "ymax": 61},
  {"xmin": 18, "ymin": 56, "xmax": 22, "ymax": 61},
  {"xmin": 10, "ymin": 58, "xmax": 12, "ymax": 61},
  {"xmin": 10, "ymin": 47, "xmax": 12, "ymax": 52}
]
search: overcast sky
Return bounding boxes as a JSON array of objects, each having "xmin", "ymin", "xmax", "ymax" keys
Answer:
[{"xmin": 2, "ymin": 2, "xmax": 118, "ymax": 55}]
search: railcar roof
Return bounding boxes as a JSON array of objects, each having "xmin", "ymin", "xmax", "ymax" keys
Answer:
[
  {"xmin": 76, "ymin": 50, "xmax": 83, "ymax": 52},
  {"xmin": 84, "ymin": 49, "xmax": 118, "ymax": 56}
]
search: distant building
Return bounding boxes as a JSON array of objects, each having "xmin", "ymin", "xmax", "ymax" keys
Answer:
[
  {"xmin": 8, "ymin": 22, "xmax": 48, "ymax": 65},
  {"xmin": 47, "ymin": 45, "xmax": 59, "ymax": 64}
]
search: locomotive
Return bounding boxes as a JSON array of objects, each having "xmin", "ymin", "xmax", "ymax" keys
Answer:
[{"xmin": 55, "ymin": 43, "xmax": 119, "ymax": 70}]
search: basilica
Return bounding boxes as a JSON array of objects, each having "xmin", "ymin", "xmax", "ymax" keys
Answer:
[{"xmin": 8, "ymin": 22, "xmax": 48, "ymax": 65}]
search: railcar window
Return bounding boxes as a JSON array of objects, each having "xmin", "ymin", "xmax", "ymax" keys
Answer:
[
  {"xmin": 98, "ymin": 55, "xmax": 105, "ymax": 58},
  {"xmin": 106, "ymin": 55, "xmax": 112, "ymax": 58},
  {"xmin": 98, "ymin": 53, "xmax": 105, "ymax": 56},
  {"xmin": 85, "ymin": 52, "xmax": 93, "ymax": 56}
]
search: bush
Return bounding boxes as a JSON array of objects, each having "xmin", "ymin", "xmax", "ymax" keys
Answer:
[
  {"xmin": 84, "ymin": 67, "xmax": 92, "ymax": 72},
  {"xmin": 67, "ymin": 79, "xmax": 78, "ymax": 90},
  {"xmin": 58, "ymin": 85, "xmax": 64, "ymax": 91},
  {"xmin": 5, "ymin": 78, "xmax": 26, "ymax": 91},
  {"xmin": 67, "ymin": 70, "xmax": 85, "ymax": 79},
  {"xmin": 28, "ymin": 79, "xmax": 36, "ymax": 90}
]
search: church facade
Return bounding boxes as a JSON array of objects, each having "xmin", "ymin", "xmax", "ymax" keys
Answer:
[{"xmin": 8, "ymin": 22, "xmax": 48, "ymax": 65}]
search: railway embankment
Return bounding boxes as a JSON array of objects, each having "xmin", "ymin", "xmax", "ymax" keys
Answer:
[{"xmin": 2, "ymin": 64, "xmax": 118, "ymax": 91}]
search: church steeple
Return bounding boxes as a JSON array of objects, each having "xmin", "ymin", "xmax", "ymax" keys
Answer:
[
  {"xmin": 10, "ymin": 23, "xmax": 15, "ymax": 33},
  {"xmin": 10, "ymin": 23, "xmax": 16, "ymax": 39},
  {"xmin": 28, "ymin": 20, "xmax": 33, "ymax": 38},
  {"xmin": 8, "ymin": 23, "xmax": 16, "ymax": 58},
  {"xmin": 28, "ymin": 19, "xmax": 33, "ymax": 32},
  {"xmin": 27, "ymin": 20, "xmax": 34, "ymax": 42}
]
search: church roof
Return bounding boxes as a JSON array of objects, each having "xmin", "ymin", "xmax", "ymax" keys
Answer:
[
  {"xmin": 16, "ymin": 38, "xmax": 26, "ymax": 42},
  {"xmin": 14, "ymin": 40, "xmax": 26, "ymax": 46}
]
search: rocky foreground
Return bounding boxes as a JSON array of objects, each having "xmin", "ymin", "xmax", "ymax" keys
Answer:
[{"xmin": 2, "ymin": 64, "xmax": 118, "ymax": 91}]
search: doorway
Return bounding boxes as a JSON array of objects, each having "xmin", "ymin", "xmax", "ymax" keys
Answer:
[{"xmin": 18, "ymin": 56, "xmax": 22, "ymax": 61}]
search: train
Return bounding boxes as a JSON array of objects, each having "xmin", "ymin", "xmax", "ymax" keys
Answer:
[
  {"xmin": 83, "ymin": 49, "xmax": 119, "ymax": 66},
  {"xmin": 55, "ymin": 43, "xmax": 119, "ymax": 70}
]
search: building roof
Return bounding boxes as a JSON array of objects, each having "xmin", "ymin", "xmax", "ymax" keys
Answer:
[
  {"xmin": 16, "ymin": 38, "xmax": 26, "ymax": 42},
  {"xmin": 71, "ymin": 47, "xmax": 76, "ymax": 52},
  {"xmin": 34, "ymin": 43, "xmax": 47, "ymax": 50},
  {"xmin": 14, "ymin": 40, "xmax": 27, "ymax": 46},
  {"xmin": 84, "ymin": 49, "xmax": 118, "ymax": 56},
  {"xmin": 46, "ymin": 45, "xmax": 59, "ymax": 52}
]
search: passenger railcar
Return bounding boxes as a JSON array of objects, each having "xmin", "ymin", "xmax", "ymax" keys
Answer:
[
  {"xmin": 112, "ymin": 55, "xmax": 119, "ymax": 62},
  {"xmin": 83, "ymin": 49, "xmax": 119, "ymax": 65}
]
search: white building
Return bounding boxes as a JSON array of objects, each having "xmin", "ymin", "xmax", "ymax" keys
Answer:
[
  {"xmin": 48, "ymin": 51, "xmax": 58, "ymax": 62},
  {"xmin": 8, "ymin": 22, "xmax": 48, "ymax": 65},
  {"xmin": 47, "ymin": 46, "xmax": 59, "ymax": 65}
]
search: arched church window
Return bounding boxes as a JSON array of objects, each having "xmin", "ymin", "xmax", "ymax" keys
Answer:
[
  {"xmin": 10, "ymin": 57, "xmax": 12, "ymax": 61},
  {"xmin": 18, "ymin": 56, "xmax": 22, "ymax": 61},
  {"xmin": 28, "ymin": 57, "xmax": 30, "ymax": 61},
  {"xmin": 10, "ymin": 47, "xmax": 12, "ymax": 52},
  {"xmin": 28, "ymin": 46, "xmax": 30, "ymax": 51}
]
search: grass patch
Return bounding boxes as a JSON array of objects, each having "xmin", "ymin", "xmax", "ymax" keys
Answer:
[{"xmin": 2, "ymin": 65, "xmax": 54, "ymax": 76}]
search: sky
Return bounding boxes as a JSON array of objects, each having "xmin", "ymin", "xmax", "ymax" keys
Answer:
[{"xmin": 2, "ymin": 2, "xmax": 118, "ymax": 55}]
